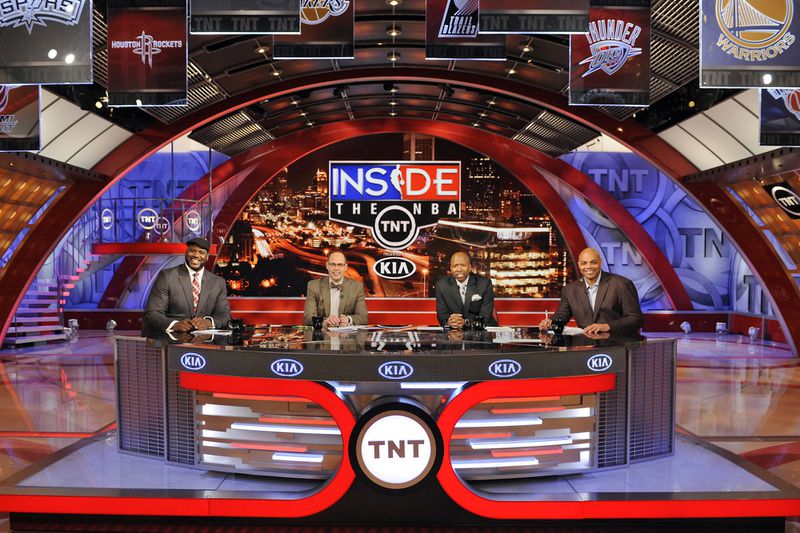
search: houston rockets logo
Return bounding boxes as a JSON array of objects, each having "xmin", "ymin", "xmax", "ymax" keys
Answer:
[
  {"xmin": 438, "ymin": 0, "xmax": 479, "ymax": 38},
  {"xmin": 0, "ymin": 0, "xmax": 85, "ymax": 34},
  {"xmin": 110, "ymin": 32, "xmax": 182, "ymax": 69},
  {"xmin": 767, "ymin": 88, "xmax": 800, "ymax": 120},
  {"xmin": 0, "ymin": 85, "xmax": 19, "ymax": 134},
  {"xmin": 714, "ymin": 0, "xmax": 795, "ymax": 61},
  {"xmin": 329, "ymin": 162, "xmax": 461, "ymax": 251},
  {"xmin": 579, "ymin": 19, "xmax": 642, "ymax": 77},
  {"xmin": 300, "ymin": 0, "xmax": 350, "ymax": 25}
]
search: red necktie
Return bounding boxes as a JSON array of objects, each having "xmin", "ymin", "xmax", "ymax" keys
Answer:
[{"xmin": 192, "ymin": 272, "xmax": 200, "ymax": 313}]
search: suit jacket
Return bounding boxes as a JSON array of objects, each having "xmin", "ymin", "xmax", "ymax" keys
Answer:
[
  {"xmin": 550, "ymin": 271, "xmax": 643, "ymax": 335},
  {"xmin": 142, "ymin": 264, "xmax": 231, "ymax": 337},
  {"xmin": 303, "ymin": 276, "xmax": 368, "ymax": 325},
  {"xmin": 435, "ymin": 273, "xmax": 498, "ymax": 327}
]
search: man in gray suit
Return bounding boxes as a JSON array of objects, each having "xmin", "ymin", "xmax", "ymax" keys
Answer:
[
  {"xmin": 143, "ymin": 238, "xmax": 231, "ymax": 336},
  {"xmin": 435, "ymin": 251, "xmax": 498, "ymax": 329},
  {"xmin": 303, "ymin": 250, "xmax": 368, "ymax": 327},
  {"xmin": 539, "ymin": 247, "xmax": 643, "ymax": 335}
]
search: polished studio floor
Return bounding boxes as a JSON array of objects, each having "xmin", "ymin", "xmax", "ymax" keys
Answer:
[{"xmin": 0, "ymin": 330, "xmax": 799, "ymax": 529}]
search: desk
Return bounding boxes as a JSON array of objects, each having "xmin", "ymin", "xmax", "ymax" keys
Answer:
[{"xmin": 115, "ymin": 328, "xmax": 674, "ymax": 494}]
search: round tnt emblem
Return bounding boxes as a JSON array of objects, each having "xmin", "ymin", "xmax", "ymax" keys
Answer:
[{"xmin": 372, "ymin": 206, "xmax": 419, "ymax": 250}]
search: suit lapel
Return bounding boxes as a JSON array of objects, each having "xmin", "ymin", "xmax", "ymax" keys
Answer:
[
  {"xmin": 592, "ymin": 274, "xmax": 610, "ymax": 322},
  {"xmin": 447, "ymin": 277, "xmax": 463, "ymax": 313},
  {"xmin": 196, "ymin": 269, "xmax": 210, "ymax": 315},
  {"xmin": 321, "ymin": 276, "xmax": 332, "ymax": 316},
  {"xmin": 178, "ymin": 267, "xmax": 194, "ymax": 316},
  {"xmin": 339, "ymin": 278, "xmax": 351, "ymax": 315},
  {"xmin": 463, "ymin": 275, "xmax": 476, "ymax": 314}
]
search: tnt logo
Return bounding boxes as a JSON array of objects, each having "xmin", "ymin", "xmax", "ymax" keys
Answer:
[
  {"xmin": 270, "ymin": 358, "xmax": 304, "ymax": 377},
  {"xmin": 764, "ymin": 182, "xmax": 800, "ymax": 219},
  {"xmin": 137, "ymin": 208, "xmax": 159, "ymax": 230},
  {"xmin": 185, "ymin": 209, "xmax": 202, "ymax": 233},
  {"xmin": 100, "ymin": 208, "xmax": 114, "ymax": 231},
  {"xmin": 180, "ymin": 352, "xmax": 206, "ymax": 370},
  {"xmin": 329, "ymin": 161, "xmax": 460, "ymax": 250},
  {"xmin": 587, "ymin": 353, "xmax": 613, "ymax": 372},
  {"xmin": 356, "ymin": 410, "xmax": 437, "ymax": 489},
  {"xmin": 154, "ymin": 216, "xmax": 170, "ymax": 235}
]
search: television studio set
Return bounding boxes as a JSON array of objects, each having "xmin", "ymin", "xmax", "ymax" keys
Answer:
[{"xmin": 1, "ymin": 0, "xmax": 800, "ymax": 531}]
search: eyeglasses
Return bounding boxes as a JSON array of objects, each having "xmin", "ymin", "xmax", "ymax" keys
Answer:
[{"xmin": 328, "ymin": 262, "xmax": 347, "ymax": 268}]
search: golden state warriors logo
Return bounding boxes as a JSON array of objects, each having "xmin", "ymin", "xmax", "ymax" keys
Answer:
[
  {"xmin": 715, "ymin": 0, "xmax": 795, "ymax": 60},
  {"xmin": 300, "ymin": 0, "xmax": 349, "ymax": 25}
]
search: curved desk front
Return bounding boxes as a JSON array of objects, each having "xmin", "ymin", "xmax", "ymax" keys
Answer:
[{"xmin": 115, "ymin": 329, "xmax": 675, "ymax": 497}]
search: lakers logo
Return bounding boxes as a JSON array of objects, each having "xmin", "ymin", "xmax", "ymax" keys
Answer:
[
  {"xmin": 300, "ymin": 0, "xmax": 350, "ymax": 25},
  {"xmin": 714, "ymin": 0, "xmax": 795, "ymax": 60}
]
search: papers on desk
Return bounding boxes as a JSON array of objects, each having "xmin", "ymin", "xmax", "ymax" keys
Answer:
[
  {"xmin": 327, "ymin": 326, "xmax": 359, "ymax": 333},
  {"xmin": 192, "ymin": 329, "xmax": 232, "ymax": 336},
  {"xmin": 562, "ymin": 326, "xmax": 585, "ymax": 335},
  {"xmin": 485, "ymin": 326, "xmax": 513, "ymax": 332},
  {"xmin": 416, "ymin": 326, "xmax": 444, "ymax": 331}
]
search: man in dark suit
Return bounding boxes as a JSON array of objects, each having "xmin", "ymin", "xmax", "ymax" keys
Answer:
[
  {"xmin": 303, "ymin": 249, "xmax": 368, "ymax": 327},
  {"xmin": 142, "ymin": 238, "xmax": 231, "ymax": 337},
  {"xmin": 539, "ymin": 247, "xmax": 643, "ymax": 335},
  {"xmin": 435, "ymin": 251, "xmax": 498, "ymax": 329}
]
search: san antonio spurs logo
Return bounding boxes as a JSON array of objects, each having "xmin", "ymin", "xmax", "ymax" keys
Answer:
[
  {"xmin": 300, "ymin": 0, "xmax": 350, "ymax": 25},
  {"xmin": 0, "ymin": 0, "xmax": 86, "ymax": 34},
  {"xmin": 714, "ymin": 0, "xmax": 795, "ymax": 60},
  {"xmin": 578, "ymin": 19, "xmax": 642, "ymax": 77}
]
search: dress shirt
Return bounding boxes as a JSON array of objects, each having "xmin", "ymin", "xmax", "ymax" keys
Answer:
[
  {"xmin": 584, "ymin": 271, "xmax": 602, "ymax": 312},
  {"xmin": 456, "ymin": 276, "xmax": 470, "ymax": 305}
]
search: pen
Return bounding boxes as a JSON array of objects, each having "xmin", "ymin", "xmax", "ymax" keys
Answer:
[{"xmin": 545, "ymin": 309, "xmax": 549, "ymax": 321}]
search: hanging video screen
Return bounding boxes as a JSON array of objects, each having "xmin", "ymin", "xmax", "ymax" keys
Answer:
[
  {"xmin": 273, "ymin": 0, "xmax": 353, "ymax": 58},
  {"xmin": 425, "ymin": 0, "xmax": 505, "ymax": 60},
  {"xmin": 0, "ymin": 85, "xmax": 40, "ymax": 151},
  {"xmin": 190, "ymin": 0, "xmax": 300, "ymax": 35},
  {"xmin": 700, "ymin": 0, "xmax": 800, "ymax": 88},
  {"xmin": 479, "ymin": 0, "xmax": 589, "ymax": 34},
  {"xmin": 0, "ymin": 0, "xmax": 92, "ymax": 84},
  {"xmin": 107, "ymin": 0, "xmax": 187, "ymax": 107},
  {"xmin": 760, "ymin": 89, "xmax": 800, "ymax": 146},
  {"xmin": 569, "ymin": 0, "xmax": 650, "ymax": 106}
]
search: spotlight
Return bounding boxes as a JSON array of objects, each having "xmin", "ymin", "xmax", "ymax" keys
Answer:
[
  {"xmin": 255, "ymin": 45, "xmax": 268, "ymax": 54},
  {"xmin": 386, "ymin": 0, "xmax": 401, "ymax": 5},
  {"xmin": 763, "ymin": 73, "xmax": 773, "ymax": 84},
  {"xmin": 388, "ymin": 51, "xmax": 400, "ymax": 62},
  {"xmin": 135, "ymin": 99, "xmax": 143, "ymax": 106},
  {"xmin": 95, "ymin": 100, "xmax": 103, "ymax": 109},
  {"xmin": 272, "ymin": 68, "xmax": 282, "ymax": 76},
  {"xmin": 389, "ymin": 110, "xmax": 397, "ymax": 116},
  {"xmin": 47, "ymin": 49, "xmax": 57, "ymax": 59},
  {"xmin": 389, "ymin": 100, "xmax": 397, "ymax": 106},
  {"xmin": 472, "ymin": 122, "xmax": 480, "ymax": 127},
  {"xmin": 383, "ymin": 83, "xmax": 399, "ymax": 93},
  {"xmin": 519, "ymin": 42, "xmax": 532, "ymax": 53},
  {"xmin": 386, "ymin": 25, "xmax": 402, "ymax": 37},
  {"xmin": 508, "ymin": 67, "xmax": 516, "ymax": 74},
  {"xmin": 688, "ymin": 100, "xmax": 696, "ymax": 108},
  {"xmin": 64, "ymin": 53, "xmax": 75, "ymax": 64}
]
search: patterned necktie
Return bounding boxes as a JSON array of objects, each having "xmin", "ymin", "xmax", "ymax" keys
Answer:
[
  {"xmin": 459, "ymin": 283, "xmax": 466, "ymax": 305},
  {"xmin": 192, "ymin": 272, "xmax": 200, "ymax": 312},
  {"xmin": 330, "ymin": 283, "xmax": 341, "ymax": 290}
]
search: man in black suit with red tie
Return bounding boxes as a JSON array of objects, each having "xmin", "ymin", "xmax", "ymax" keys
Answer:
[
  {"xmin": 142, "ymin": 237, "xmax": 231, "ymax": 337},
  {"xmin": 435, "ymin": 251, "xmax": 498, "ymax": 329},
  {"xmin": 539, "ymin": 247, "xmax": 643, "ymax": 335}
]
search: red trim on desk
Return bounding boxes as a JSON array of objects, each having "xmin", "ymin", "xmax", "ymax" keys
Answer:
[{"xmin": 179, "ymin": 374, "xmax": 356, "ymax": 517}]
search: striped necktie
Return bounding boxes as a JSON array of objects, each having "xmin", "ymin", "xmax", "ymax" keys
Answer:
[{"xmin": 192, "ymin": 271, "xmax": 200, "ymax": 312}]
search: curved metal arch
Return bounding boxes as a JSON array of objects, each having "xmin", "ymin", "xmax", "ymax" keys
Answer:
[{"xmin": 98, "ymin": 118, "xmax": 692, "ymax": 313}]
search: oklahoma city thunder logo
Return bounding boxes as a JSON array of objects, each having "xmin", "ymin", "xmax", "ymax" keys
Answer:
[
  {"xmin": 715, "ymin": 0, "xmax": 795, "ymax": 60},
  {"xmin": 300, "ymin": 0, "xmax": 350, "ymax": 25},
  {"xmin": 578, "ymin": 19, "xmax": 643, "ymax": 77}
]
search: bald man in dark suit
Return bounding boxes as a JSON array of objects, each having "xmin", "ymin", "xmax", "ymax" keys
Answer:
[{"xmin": 539, "ymin": 247, "xmax": 643, "ymax": 335}]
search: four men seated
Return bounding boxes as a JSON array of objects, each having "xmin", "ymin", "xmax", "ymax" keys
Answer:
[{"xmin": 143, "ymin": 243, "xmax": 642, "ymax": 336}]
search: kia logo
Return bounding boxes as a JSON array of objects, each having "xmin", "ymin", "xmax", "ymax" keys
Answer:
[
  {"xmin": 373, "ymin": 256, "xmax": 417, "ymax": 280},
  {"xmin": 270, "ymin": 358, "xmax": 304, "ymax": 377},
  {"xmin": 378, "ymin": 361, "xmax": 414, "ymax": 379},
  {"xmin": 587, "ymin": 353, "xmax": 613, "ymax": 372},
  {"xmin": 180, "ymin": 352, "xmax": 206, "ymax": 370},
  {"xmin": 137, "ymin": 208, "xmax": 159, "ymax": 230},
  {"xmin": 488, "ymin": 359, "xmax": 521, "ymax": 378}
]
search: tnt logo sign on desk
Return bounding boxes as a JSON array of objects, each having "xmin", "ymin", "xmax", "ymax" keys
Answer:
[{"xmin": 329, "ymin": 161, "xmax": 460, "ymax": 250}]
